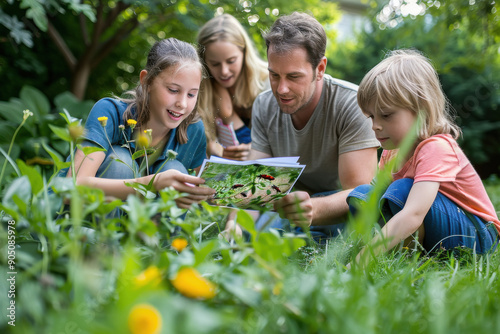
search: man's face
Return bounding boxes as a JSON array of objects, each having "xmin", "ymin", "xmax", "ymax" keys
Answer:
[{"xmin": 267, "ymin": 45, "xmax": 320, "ymax": 116}]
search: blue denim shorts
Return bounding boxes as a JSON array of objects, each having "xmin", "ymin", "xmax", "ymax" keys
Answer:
[{"xmin": 347, "ymin": 178, "xmax": 499, "ymax": 254}]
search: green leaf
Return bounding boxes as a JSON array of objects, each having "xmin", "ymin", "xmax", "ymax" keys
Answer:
[
  {"xmin": 0, "ymin": 147, "xmax": 21, "ymax": 178},
  {"xmin": 0, "ymin": 101, "xmax": 24, "ymax": 123},
  {"xmin": 54, "ymin": 93, "xmax": 93, "ymax": 120},
  {"xmin": 3, "ymin": 176, "xmax": 32, "ymax": 208},
  {"xmin": 50, "ymin": 177, "xmax": 75, "ymax": 193},
  {"xmin": 0, "ymin": 123, "xmax": 16, "ymax": 143},
  {"xmin": 132, "ymin": 148, "xmax": 155, "ymax": 160},
  {"xmin": 77, "ymin": 144, "xmax": 106, "ymax": 156},
  {"xmin": 124, "ymin": 182, "xmax": 156, "ymax": 199},
  {"xmin": 10, "ymin": 26, "xmax": 33, "ymax": 47},
  {"xmin": 68, "ymin": 3, "xmax": 96, "ymax": 22},
  {"xmin": 193, "ymin": 239, "xmax": 218, "ymax": 266},
  {"xmin": 219, "ymin": 273, "xmax": 261, "ymax": 307},
  {"xmin": 236, "ymin": 209, "xmax": 257, "ymax": 238},
  {"xmin": 17, "ymin": 159, "xmax": 43, "ymax": 194},
  {"xmin": 48, "ymin": 124, "xmax": 71, "ymax": 142},
  {"xmin": 21, "ymin": 0, "xmax": 48, "ymax": 31},
  {"xmin": 41, "ymin": 142, "xmax": 70, "ymax": 171},
  {"xmin": 20, "ymin": 85, "xmax": 50, "ymax": 117}
]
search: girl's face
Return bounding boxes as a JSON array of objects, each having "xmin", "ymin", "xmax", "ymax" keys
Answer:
[
  {"xmin": 364, "ymin": 104, "xmax": 417, "ymax": 150},
  {"xmin": 204, "ymin": 40, "xmax": 244, "ymax": 89},
  {"xmin": 141, "ymin": 63, "xmax": 201, "ymax": 133}
]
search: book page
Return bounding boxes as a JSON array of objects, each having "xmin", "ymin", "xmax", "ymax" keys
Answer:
[{"xmin": 197, "ymin": 157, "xmax": 305, "ymax": 210}]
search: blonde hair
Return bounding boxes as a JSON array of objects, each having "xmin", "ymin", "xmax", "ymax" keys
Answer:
[
  {"xmin": 120, "ymin": 38, "xmax": 205, "ymax": 144},
  {"xmin": 197, "ymin": 14, "xmax": 268, "ymax": 141},
  {"xmin": 358, "ymin": 49, "xmax": 461, "ymax": 141}
]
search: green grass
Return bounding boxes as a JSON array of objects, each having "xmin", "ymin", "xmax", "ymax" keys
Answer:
[{"xmin": 2, "ymin": 181, "xmax": 499, "ymax": 334}]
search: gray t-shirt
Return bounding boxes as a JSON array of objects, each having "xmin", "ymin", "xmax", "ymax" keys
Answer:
[{"xmin": 251, "ymin": 74, "xmax": 379, "ymax": 194}]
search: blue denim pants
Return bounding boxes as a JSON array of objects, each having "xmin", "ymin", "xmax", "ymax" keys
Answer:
[
  {"xmin": 97, "ymin": 145, "xmax": 187, "ymax": 178},
  {"xmin": 255, "ymin": 191, "xmax": 346, "ymax": 244},
  {"xmin": 80, "ymin": 145, "xmax": 187, "ymax": 219},
  {"xmin": 347, "ymin": 178, "xmax": 498, "ymax": 254}
]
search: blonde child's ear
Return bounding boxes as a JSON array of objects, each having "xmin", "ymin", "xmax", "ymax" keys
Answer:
[{"xmin": 139, "ymin": 70, "xmax": 148, "ymax": 85}]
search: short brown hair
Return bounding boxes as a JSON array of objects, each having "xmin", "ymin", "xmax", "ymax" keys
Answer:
[{"xmin": 264, "ymin": 12, "xmax": 326, "ymax": 70}]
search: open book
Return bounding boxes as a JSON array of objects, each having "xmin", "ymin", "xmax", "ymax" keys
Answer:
[{"xmin": 197, "ymin": 156, "xmax": 305, "ymax": 210}]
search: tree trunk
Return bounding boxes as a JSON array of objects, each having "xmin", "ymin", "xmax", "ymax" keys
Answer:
[{"xmin": 71, "ymin": 63, "xmax": 91, "ymax": 100}]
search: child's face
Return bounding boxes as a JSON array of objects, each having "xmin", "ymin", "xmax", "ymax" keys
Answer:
[
  {"xmin": 204, "ymin": 40, "xmax": 244, "ymax": 89},
  {"xmin": 143, "ymin": 63, "xmax": 201, "ymax": 132},
  {"xmin": 364, "ymin": 105, "xmax": 417, "ymax": 150}
]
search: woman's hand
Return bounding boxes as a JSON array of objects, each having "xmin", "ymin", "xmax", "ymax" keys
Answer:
[
  {"xmin": 222, "ymin": 143, "xmax": 251, "ymax": 161},
  {"xmin": 152, "ymin": 170, "xmax": 216, "ymax": 209}
]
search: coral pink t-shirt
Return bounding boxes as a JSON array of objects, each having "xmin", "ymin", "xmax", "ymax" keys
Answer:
[{"xmin": 380, "ymin": 134, "xmax": 500, "ymax": 233}]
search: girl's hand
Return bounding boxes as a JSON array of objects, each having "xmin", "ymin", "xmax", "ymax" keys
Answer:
[
  {"xmin": 152, "ymin": 170, "xmax": 216, "ymax": 209},
  {"xmin": 273, "ymin": 191, "xmax": 313, "ymax": 227},
  {"xmin": 223, "ymin": 143, "xmax": 251, "ymax": 161}
]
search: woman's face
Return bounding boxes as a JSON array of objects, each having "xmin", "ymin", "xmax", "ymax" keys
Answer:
[
  {"xmin": 141, "ymin": 63, "xmax": 201, "ymax": 133},
  {"xmin": 204, "ymin": 40, "xmax": 244, "ymax": 89}
]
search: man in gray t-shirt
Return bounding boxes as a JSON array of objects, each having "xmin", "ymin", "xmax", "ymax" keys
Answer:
[{"xmin": 249, "ymin": 12, "xmax": 379, "ymax": 230}]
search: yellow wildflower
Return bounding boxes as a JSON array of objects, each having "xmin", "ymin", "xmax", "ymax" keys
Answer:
[
  {"xmin": 137, "ymin": 133, "xmax": 150, "ymax": 148},
  {"xmin": 127, "ymin": 119, "xmax": 137, "ymax": 130},
  {"xmin": 171, "ymin": 267, "xmax": 216, "ymax": 300},
  {"xmin": 98, "ymin": 116, "xmax": 108, "ymax": 127},
  {"xmin": 134, "ymin": 266, "xmax": 162, "ymax": 288},
  {"xmin": 171, "ymin": 238, "xmax": 188, "ymax": 252},
  {"xmin": 128, "ymin": 303, "xmax": 162, "ymax": 334}
]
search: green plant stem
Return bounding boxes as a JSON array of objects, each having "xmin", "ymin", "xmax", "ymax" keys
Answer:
[
  {"xmin": 0, "ymin": 118, "xmax": 27, "ymax": 189},
  {"xmin": 70, "ymin": 141, "xmax": 76, "ymax": 184},
  {"xmin": 103, "ymin": 127, "xmax": 135, "ymax": 176}
]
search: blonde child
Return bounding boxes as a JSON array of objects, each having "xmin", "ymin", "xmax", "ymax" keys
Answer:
[
  {"xmin": 347, "ymin": 49, "xmax": 499, "ymax": 266},
  {"xmin": 67, "ymin": 38, "xmax": 215, "ymax": 208},
  {"xmin": 197, "ymin": 14, "xmax": 268, "ymax": 161}
]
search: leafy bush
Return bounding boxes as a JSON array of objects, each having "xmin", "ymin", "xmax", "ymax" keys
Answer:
[{"xmin": 0, "ymin": 86, "xmax": 94, "ymax": 187}]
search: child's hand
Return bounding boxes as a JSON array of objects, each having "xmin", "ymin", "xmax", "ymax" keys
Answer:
[
  {"xmin": 273, "ymin": 191, "xmax": 313, "ymax": 227},
  {"xmin": 153, "ymin": 170, "xmax": 216, "ymax": 209},
  {"xmin": 223, "ymin": 143, "xmax": 251, "ymax": 161}
]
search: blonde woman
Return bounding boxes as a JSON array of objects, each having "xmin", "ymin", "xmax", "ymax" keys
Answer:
[{"xmin": 197, "ymin": 14, "xmax": 268, "ymax": 161}]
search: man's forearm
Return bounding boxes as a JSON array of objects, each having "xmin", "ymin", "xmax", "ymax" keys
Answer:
[{"xmin": 311, "ymin": 189, "xmax": 351, "ymax": 226}]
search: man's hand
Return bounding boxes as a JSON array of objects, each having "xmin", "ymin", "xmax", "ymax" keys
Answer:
[
  {"xmin": 222, "ymin": 143, "xmax": 251, "ymax": 161},
  {"xmin": 273, "ymin": 191, "xmax": 313, "ymax": 227}
]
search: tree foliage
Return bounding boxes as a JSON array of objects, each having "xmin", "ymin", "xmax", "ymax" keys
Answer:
[{"xmin": 0, "ymin": 0, "xmax": 341, "ymax": 102}]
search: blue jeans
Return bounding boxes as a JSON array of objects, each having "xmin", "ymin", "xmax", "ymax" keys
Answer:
[
  {"xmin": 57, "ymin": 146, "xmax": 188, "ymax": 219},
  {"xmin": 254, "ymin": 191, "xmax": 346, "ymax": 244},
  {"xmin": 347, "ymin": 178, "xmax": 498, "ymax": 254},
  {"xmin": 97, "ymin": 146, "xmax": 187, "ymax": 178}
]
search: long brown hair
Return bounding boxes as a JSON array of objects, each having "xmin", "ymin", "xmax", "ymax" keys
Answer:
[{"xmin": 119, "ymin": 38, "xmax": 205, "ymax": 144}]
